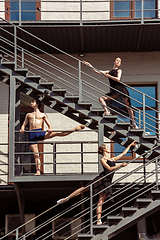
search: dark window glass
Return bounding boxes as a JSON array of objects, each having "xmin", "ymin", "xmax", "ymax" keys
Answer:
[
  {"xmin": 114, "ymin": 1, "xmax": 130, "ymax": 17},
  {"xmin": 135, "ymin": 0, "xmax": 156, "ymax": 18},
  {"xmin": 10, "ymin": 0, "xmax": 36, "ymax": 21}
]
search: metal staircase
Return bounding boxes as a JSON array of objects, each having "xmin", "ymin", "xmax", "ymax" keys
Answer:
[{"xmin": 0, "ymin": 17, "xmax": 160, "ymax": 239}]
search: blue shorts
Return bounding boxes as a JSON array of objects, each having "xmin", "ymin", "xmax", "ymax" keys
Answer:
[{"xmin": 29, "ymin": 128, "xmax": 46, "ymax": 145}]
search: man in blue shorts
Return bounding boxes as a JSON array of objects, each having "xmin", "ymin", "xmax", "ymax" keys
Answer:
[{"xmin": 20, "ymin": 99, "xmax": 85, "ymax": 175}]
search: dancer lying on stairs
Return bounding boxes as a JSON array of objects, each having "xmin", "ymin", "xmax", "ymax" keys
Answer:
[{"xmin": 57, "ymin": 140, "xmax": 136, "ymax": 225}]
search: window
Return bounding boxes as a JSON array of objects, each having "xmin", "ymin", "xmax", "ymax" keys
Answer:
[
  {"xmin": 5, "ymin": 0, "xmax": 41, "ymax": 21},
  {"xmin": 111, "ymin": 0, "xmax": 156, "ymax": 19}
]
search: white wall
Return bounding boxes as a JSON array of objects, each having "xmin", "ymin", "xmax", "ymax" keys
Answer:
[
  {"xmin": 0, "ymin": 82, "xmax": 9, "ymax": 185},
  {"xmin": 41, "ymin": 0, "xmax": 110, "ymax": 21},
  {"xmin": 0, "ymin": 1, "xmax": 5, "ymax": 19}
]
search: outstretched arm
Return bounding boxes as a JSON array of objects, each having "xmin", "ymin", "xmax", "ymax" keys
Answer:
[
  {"xmin": 112, "ymin": 141, "xmax": 136, "ymax": 162},
  {"xmin": 82, "ymin": 61, "xmax": 109, "ymax": 75},
  {"xmin": 101, "ymin": 158, "xmax": 127, "ymax": 172},
  {"xmin": 19, "ymin": 114, "xmax": 29, "ymax": 133}
]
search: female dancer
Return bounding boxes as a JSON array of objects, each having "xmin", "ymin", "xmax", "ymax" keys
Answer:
[
  {"xmin": 57, "ymin": 140, "xmax": 136, "ymax": 225},
  {"xmin": 83, "ymin": 58, "xmax": 138, "ymax": 129}
]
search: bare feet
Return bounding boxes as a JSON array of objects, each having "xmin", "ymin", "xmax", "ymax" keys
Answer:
[
  {"xmin": 34, "ymin": 169, "xmax": 41, "ymax": 175},
  {"xmin": 132, "ymin": 123, "xmax": 139, "ymax": 129},
  {"xmin": 104, "ymin": 111, "xmax": 111, "ymax": 116},
  {"xmin": 97, "ymin": 219, "xmax": 103, "ymax": 225},
  {"xmin": 57, "ymin": 197, "xmax": 69, "ymax": 204},
  {"xmin": 75, "ymin": 125, "xmax": 85, "ymax": 131}
]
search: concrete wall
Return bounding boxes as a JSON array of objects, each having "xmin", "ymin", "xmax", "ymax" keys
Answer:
[
  {"xmin": 41, "ymin": 0, "xmax": 110, "ymax": 21},
  {"xmin": 0, "ymin": 82, "xmax": 9, "ymax": 185}
]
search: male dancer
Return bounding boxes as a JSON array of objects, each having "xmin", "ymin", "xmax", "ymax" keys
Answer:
[{"xmin": 20, "ymin": 99, "xmax": 85, "ymax": 175}]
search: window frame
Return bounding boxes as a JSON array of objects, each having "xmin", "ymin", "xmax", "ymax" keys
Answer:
[
  {"xmin": 5, "ymin": 0, "xmax": 41, "ymax": 21},
  {"xmin": 110, "ymin": 0, "xmax": 157, "ymax": 20}
]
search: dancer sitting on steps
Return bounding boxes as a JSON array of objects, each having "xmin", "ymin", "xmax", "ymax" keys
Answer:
[
  {"xmin": 20, "ymin": 98, "xmax": 85, "ymax": 175},
  {"xmin": 57, "ymin": 140, "xmax": 136, "ymax": 225}
]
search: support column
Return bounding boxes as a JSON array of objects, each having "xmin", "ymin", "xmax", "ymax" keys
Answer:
[
  {"xmin": 15, "ymin": 83, "xmax": 21, "ymax": 175},
  {"xmin": 9, "ymin": 76, "xmax": 16, "ymax": 182},
  {"xmin": 137, "ymin": 218, "xmax": 147, "ymax": 239},
  {"xmin": 15, "ymin": 183, "xmax": 25, "ymax": 233},
  {"xmin": 98, "ymin": 121, "xmax": 104, "ymax": 173}
]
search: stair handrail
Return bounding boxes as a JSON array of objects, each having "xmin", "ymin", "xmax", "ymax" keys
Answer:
[
  {"xmin": 1, "ymin": 18, "xmax": 159, "ymax": 136},
  {"xmin": 1, "ymin": 142, "xmax": 159, "ymax": 240}
]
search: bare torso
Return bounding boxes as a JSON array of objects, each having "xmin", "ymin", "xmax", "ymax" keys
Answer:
[{"xmin": 27, "ymin": 111, "xmax": 46, "ymax": 130}]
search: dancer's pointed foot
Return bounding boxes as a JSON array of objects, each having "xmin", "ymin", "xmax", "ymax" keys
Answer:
[
  {"xmin": 97, "ymin": 219, "xmax": 103, "ymax": 225},
  {"xmin": 57, "ymin": 197, "xmax": 69, "ymax": 205},
  {"xmin": 104, "ymin": 111, "xmax": 111, "ymax": 116},
  {"xmin": 132, "ymin": 123, "xmax": 139, "ymax": 129},
  {"xmin": 34, "ymin": 169, "xmax": 41, "ymax": 175},
  {"xmin": 75, "ymin": 125, "xmax": 85, "ymax": 131}
]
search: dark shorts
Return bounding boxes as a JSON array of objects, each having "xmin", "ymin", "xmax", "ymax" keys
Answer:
[{"xmin": 29, "ymin": 128, "xmax": 46, "ymax": 145}]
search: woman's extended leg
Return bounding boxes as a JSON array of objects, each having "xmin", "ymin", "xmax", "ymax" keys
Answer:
[
  {"xmin": 96, "ymin": 192, "xmax": 106, "ymax": 225},
  {"xmin": 122, "ymin": 97, "xmax": 138, "ymax": 129},
  {"xmin": 57, "ymin": 186, "xmax": 89, "ymax": 204},
  {"xmin": 99, "ymin": 95, "xmax": 118, "ymax": 115}
]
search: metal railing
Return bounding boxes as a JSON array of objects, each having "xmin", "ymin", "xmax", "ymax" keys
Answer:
[
  {"xmin": 0, "ymin": 17, "xmax": 160, "ymax": 137},
  {"xmin": 0, "ymin": 0, "xmax": 160, "ymax": 25},
  {"xmin": 1, "ymin": 145, "xmax": 159, "ymax": 240}
]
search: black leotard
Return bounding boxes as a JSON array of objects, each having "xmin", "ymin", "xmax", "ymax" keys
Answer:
[{"xmin": 106, "ymin": 68, "xmax": 131, "ymax": 107}]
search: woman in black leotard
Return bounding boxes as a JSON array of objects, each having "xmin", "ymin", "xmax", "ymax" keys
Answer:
[
  {"xmin": 83, "ymin": 58, "xmax": 138, "ymax": 129},
  {"xmin": 57, "ymin": 141, "xmax": 136, "ymax": 225}
]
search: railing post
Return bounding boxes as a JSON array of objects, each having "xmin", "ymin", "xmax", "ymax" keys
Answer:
[
  {"xmin": 143, "ymin": 93, "xmax": 145, "ymax": 134},
  {"xmin": 9, "ymin": 76, "xmax": 16, "ymax": 181},
  {"xmin": 80, "ymin": 0, "xmax": 82, "ymax": 25},
  {"xmin": 81, "ymin": 142, "xmax": 84, "ymax": 174},
  {"xmin": 98, "ymin": 121, "xmax": 104, "ymax": 173},
  {"xmin": 141, "ymin": 0, "xmax": 144, "ymax": 24},
  {"xmin": 143, "ymin": 156, "xmax": 146, "ymax": 185},
  {"xmin": 22, "ymin": 48, "xmax": 24, "ymax": 68},
  {"xmin": 16, "ymin": 228, "xmax": 19, "ymax": 240},
  {"xmin": 53, "ymin": 143, "xmax": 56, "ymax": 174},
  {"xmin": 19, "ymin": 0, "xmax": 21, "ymax": 26},
  {"xmin": 90, "ymin": 184, "xmax": 93, "ymax": 235},
  {"xmin": 155, "ymin": 158, "xmax": 159, "ymax": 190},
  {"xmin": 79, "ymin": 60, "xmax": 82, "ymax": 102},
  {"xmin": 138, "ymin": 109, "xmax": 141, "ymax": 128},
  {"xmin": 14, "ymin": 25, "xmax": 17, "ymax": 69}
]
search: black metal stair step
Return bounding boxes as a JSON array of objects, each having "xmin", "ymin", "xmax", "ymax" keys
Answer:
[
  {"xmin": 93, "ymin": 224, "xmax": 109, "ymax": 235},
  {"xmin": 52, "ymin": 89, "xmax": 66, "ymax": 97},
  {"xmin": 26, "ymin": 75, "xmax": 41, "ymax": 83},
  {"xmin": 91, "ymin": 108, "xmax": 104, "ymax": 117},
  {"xmin": 135, "ymin": 198, "xmax": 153, "ymax": 208},
  {"xmin": 143, "ymin": 135, "xmax": 157, "ymax": 144},
  {"xmin": 1, "ymin": 61, "xmax": 15, "ymax": 70},
  {"xmin": 151, "ymin": 190, "xmax": 160, "ymax": 200},
  {"xmin": 106, "ymin": 215, "xmax": 123, "ymax": 226},
  {"xmin": 14, "ymin": 68, "xmax": 28, "ymax": 77},
  {"xmin": 103, "ymin": 115, "xmax": 118, "ymax": 124},
  {"xmin": 117, "ymin": 122, "xmax": 131, "ymax": 130},
  {"xmin": 121, "ymin": 207, "xmax": 138, "ymax": 217},
  {"xmin": 78, "ymin": 234, "xmax": 94, "ymax": 240},
  {"xmin": 130, "ymin": 128, "xmax": 144, "ymax": 137},
  {"xmin": 39, "ymin": 81, "xmax": 54, "ymax": 91},
  {"xmin": 78, "ymin": 102, "xmax": 92, "ymax": 111},
  {"xmin": 65, "ymin": 95, "xmax": 79, "ymax": 103}
]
